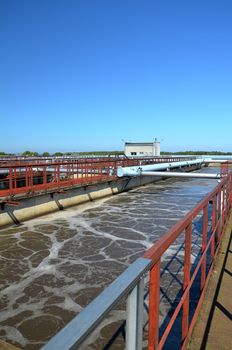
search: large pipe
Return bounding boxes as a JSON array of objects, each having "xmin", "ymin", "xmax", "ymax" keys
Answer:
[
  {"xmin": 136, "ymin": 171, "xmax": 221, "ymax": 179},
  {"xmin": 117, "ymin": 159, "xmax": 204, "ymax": 177},
  {"xmin": 202, "ymin": 159, "xmax": 227, "ymax": 164}
]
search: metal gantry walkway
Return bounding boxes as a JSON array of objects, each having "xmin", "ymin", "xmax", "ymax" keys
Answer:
[{"xmin": 0, "ymin": 156, "xmax": 193, "ymax": 201}]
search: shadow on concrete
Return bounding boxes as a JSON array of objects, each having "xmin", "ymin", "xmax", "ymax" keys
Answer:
[{"xmin": 199, "ymin": 230, "xmax": 232, "ymax": 350}]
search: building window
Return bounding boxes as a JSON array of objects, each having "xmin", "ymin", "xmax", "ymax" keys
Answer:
[{"xmin": 131, "ymin": 152, "xmax": 137, "ymax": 155}]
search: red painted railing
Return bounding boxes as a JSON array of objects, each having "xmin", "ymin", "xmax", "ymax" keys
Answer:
[
  {"xmin": 144, "ymin": 172, "xmax": 232, "ymax": 349},
  {"xmin": 41, "ymin": 170, "xmax": 232, "ymax": 350},
  {"xmin": 0, "ymin": 156, "xmax": 192, "ymax": 199}
]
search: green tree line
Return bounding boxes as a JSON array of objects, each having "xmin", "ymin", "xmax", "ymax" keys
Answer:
[{"xmin": 1, "ymin": 150, "xmax": 232, "ymax": 157}]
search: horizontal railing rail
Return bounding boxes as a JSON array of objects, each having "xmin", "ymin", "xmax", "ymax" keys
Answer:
[
  {"xmin": 145, "ymin": 174, "xmax": 232, "ymax": 349},
  {"xmin": 0, "ymin": 156, "xmax": 194, "ymax": 167},
  {"xmin": 0, "ymin": 157, "xmax": 194, "ymax": 199},
  {"xmin": 41, "ymin": 172, "xmax": 232, "ymax": 350},
  {"xmin": 42, "ymin": 258, "xmax": 151, "ymax": 350}
]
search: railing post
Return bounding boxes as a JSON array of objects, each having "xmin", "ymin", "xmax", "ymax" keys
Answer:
[
  {"xmin": 217, "ymin": 189, "xmax": 222, "ymax": 240},
  {"xmin": 224, "ymin": 184, "xmax": 227, "ymax": 220},
  {"xmin": 229, "ymin": 174, "xmax": 232, "ymax": 206},
  {"xmin": 220, "ymin": 187, "xmax": 224, "ymax": 236},
  {"xmin": 43, "ymin": 165, "xmax": 47, "ymax": 185},
  {"xmin": 14, "ymin": 167, "xmax": 17, "ymax": 189},
  {"xmin": 26, "ymin": 165, "xmax": 29, "ymax": 188},
  {"xmin": 182, "ymin": 222, "xmax": 192, "ymax": 345},
  {"xmin": 226, "ymin": 178, "xmax": 230, "ymax": 213},
  {"xmin": 211, "ymin": 195, "xmax": 216, "ymax": 261},
  {"xmin": 201, "ymin": 204, "xmax": 208, "ymax": 290},
  {"xmin": 80, "ymin": 161, "xmax": 83, "ymax": 183},
  {"xmin": 57, "ymin": 164, "xmax": 60, "ymax": 187},
  {"xmin": 126, "ymin": 277, "xmax": 145, "ymax": 350},
  {"xmin": 148, "ymin": 260, "xmax": 160, "ymax": 350},
  {"xmin": 222, "ymin": 186, "xmax": 225, "ymax": 227},
  {"xmin": 137, "ymin": 277, "xmax": 145, "ymax": 350},
  {"xmin": 223, "ymin": 186, "xmax": 226, "ymax": 226},
  {"xmin": 9, "ymin": 165, "xmax": 13, "ymax": 194},
  {"xmin": 29, "ymin": 165, "xmax": 33, "ymax": 188}
]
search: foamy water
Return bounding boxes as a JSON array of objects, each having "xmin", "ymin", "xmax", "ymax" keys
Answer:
[{"xmin": 0, "ymin": 168, "xmax": 218, "ymax": 349}]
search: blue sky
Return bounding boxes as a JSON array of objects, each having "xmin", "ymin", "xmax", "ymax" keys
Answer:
[{"xmin": 1, "ymin": 0, "xmax": 232, "ymax": 153}]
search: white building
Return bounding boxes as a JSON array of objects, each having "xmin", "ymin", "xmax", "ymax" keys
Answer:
[{"xmin": 124, "ymin": 141, "xmax": 160, "ymax": 156}]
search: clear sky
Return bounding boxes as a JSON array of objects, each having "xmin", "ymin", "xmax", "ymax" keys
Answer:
[{"xmin": 1, "ymin": 0, "xmax": 232, "ymax": 153}]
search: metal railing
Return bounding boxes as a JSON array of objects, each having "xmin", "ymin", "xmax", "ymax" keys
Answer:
[
  {"xmin": 42, "ymin": 172, "xmax": 232, "ymax": 350},
  {"xmin": 0, "ymin": 156, "xmax": 193, "ymax": 199}
]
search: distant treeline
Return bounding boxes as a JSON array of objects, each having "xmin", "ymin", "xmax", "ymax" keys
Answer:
[
  {"xmin": 0, "ymin": 152, "xmax": 12, "ymax": 156},
  {"xmin": 161, "ymin": 151, "xmax": 232, "ymax": 155},
  {"xmin": 0, "ymin": 150, "xmax": 124, "ymax": 157},
  {"xmin": 1, "ymin": 150, "xmax": 232, "ymax": 157}
]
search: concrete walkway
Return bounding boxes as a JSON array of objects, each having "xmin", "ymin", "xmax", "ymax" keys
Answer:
[{"xmin": 189, "ymin": 213, "xmax": 232, "ymax": 350}]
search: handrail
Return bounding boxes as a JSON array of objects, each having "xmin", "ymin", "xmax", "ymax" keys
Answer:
[
  {"xmin": 40, "ymin": 172, "xmax": 232, "ymax": 350},
  {"xmin": 147, "ymin": 173, "xmax": 232, "ymax": 349},
  {"xmin": 144, "ymin": 176, "xmax": 227, "ymax": 264},
  {"xmin": 0, "ymin": 157, "xmax": 195, "ymax": 199},
  {"xmin": 42, "ymin": 258, "xmax": 151, "ymax": 350}
]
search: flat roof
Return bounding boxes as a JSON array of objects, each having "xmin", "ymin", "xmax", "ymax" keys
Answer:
[{"xmin": 125, "ymin": 142, "xmax": 159, "ymax": 146}]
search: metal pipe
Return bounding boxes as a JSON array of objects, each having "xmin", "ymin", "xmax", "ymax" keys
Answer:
[
  {"xmin": 117, "ymin": 159, "xmax": 204, "ymax": 177},
  {"xmin": 136, "ymin": 171, "xmax": 221, "ymax": 179},
  {"xmin": 203, "ymin": 159, "xmax": 228, "ymax": 163}
]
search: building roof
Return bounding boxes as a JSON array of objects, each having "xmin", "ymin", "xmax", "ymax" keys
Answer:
[{"xmin": 125, "ymin": 142, "xmax": 159, "ymax": 146}]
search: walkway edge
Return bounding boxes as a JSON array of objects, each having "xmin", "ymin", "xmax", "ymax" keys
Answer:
[{"xmin": 188, "ymin": 210, "xmax": 232, "ymax": 350}]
